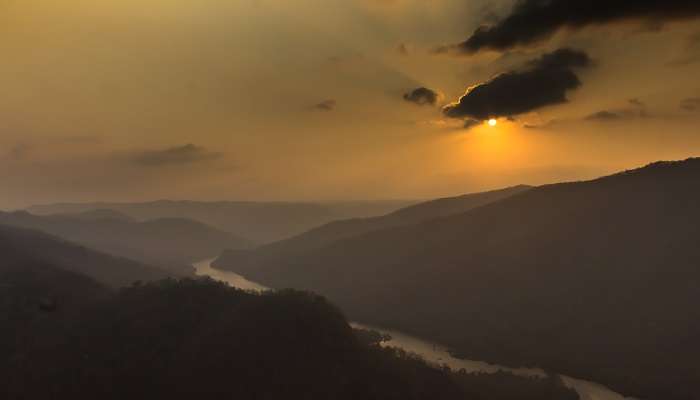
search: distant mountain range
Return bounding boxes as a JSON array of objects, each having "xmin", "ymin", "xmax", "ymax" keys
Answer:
[
  {"xmin": 0, "ymin": 211, "xmax": 248, "ymax": 274},
  {"xmin": 214, "ymin": 185, "xmax": 531, "ymax": 274},
  {"xmin": 27, "ymin": 200, "xmax": 416, "ymax": 244},
  {"xmin": 56, "ymin": 209, "xmax": 135, "ymax": 222},
  {"xmin": 0, "ymin": 224, "xmax": 173, "ymax": 287},
  {"xmin": 213, "ymin": 158, "xmax": 700, "ymax": 400}
]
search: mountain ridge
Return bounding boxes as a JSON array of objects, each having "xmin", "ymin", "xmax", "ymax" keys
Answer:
[
  {"xmin": 0, "ymin": 224, "xmax": 174, "ymax": 287},
  {"xmin": 27, "ymin": 200, "xmax": 416, "ymax": 243},
  {"xmin": 213, "ymin": 157, "xmax": 700, "ymax": 400},
  {"xmin": 0, "ymin": 211, "xmax": 248, "ymax": 272},
  {"xmin": 213, "ymin": 185, "xmax": 532, "ymax": 274}
]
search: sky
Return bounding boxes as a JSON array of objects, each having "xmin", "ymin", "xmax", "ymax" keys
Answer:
[{"xmin": 1, "ymin": 0, "xmax": 700, "ymax": 208}]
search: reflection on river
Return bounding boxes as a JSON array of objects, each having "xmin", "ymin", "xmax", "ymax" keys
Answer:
[
  {"xmin": 194, "ymin": 259, "xmax": 634, "ymax": 400},
  {"xmin": 350, "ymin": 322, "xmax": 545, "ymax": 377},
  {"xmin": 195, "ymin": 258, "xmax": 268, "ymax": 292}
]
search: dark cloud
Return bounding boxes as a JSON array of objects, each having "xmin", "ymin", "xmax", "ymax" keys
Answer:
[
  {"xmin": 463, "ymin": 119, "xmax": 482, "ymax": 130},
  {"xmin": 585, "ymin": 110, "xmax": 624, "ymax": 121},
  {"xmin": 523, "ymin": 119, "xmax": 560, "ymax": 130},
  {"xmin": 628, "ymin": 98, "xmax": 645, "ymax": 107},
  {"xmin": 456, "ymin": 0, "xmax": 700, "ymax": 54},
  {"xmin": 313, "ymin": 99, "xmax": 337, "ymax": 112},
  {"xmin": 132, "ymin": 144, "xmax": 222, "ymax": 167},
  {"xmin": 586, "ymin": 98, "xmax": 650, "ymax": 121},
  {"xmin": 404, "ymin": 87, "xmax": 441, "ymax": 106},
  {"xmin": 443, "ymin": 48, "xmax": 591, "ymax": 120},
  {"xmin": 680, "ymin": 97, "xmax": 700, "ymax": 111}
]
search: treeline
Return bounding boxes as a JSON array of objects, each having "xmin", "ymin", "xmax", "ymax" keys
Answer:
[{"xmin": 0, "ymin": 270, "xmax": 578, "ymax": 400}]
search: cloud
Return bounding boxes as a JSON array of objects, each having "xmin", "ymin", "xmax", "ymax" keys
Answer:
[
  {"xmin": 132, "ymin": 144, "xmax": 223, "ymax": 167},
  {"xmin": 628, "ymin": 98, "xmax": 645, "ymax": 107},
  {"xmin": 523, "ymin": 118, "xmax": 562, "ymax": 130},
  {"xmin": 455, "ymin": 0, "xmax": 700, "ymax": 54},
  {"xmin": 463, "ymin": 119, "xmax": 482, "ymax": 130},
  {"xmin": 403, "ymin": 87, "xmax": 441, "ymax": 106},
  {"xmin": 680, "ymin": 97, "xmax": 700, "ymax": 111},
  {"xmin": 443, "ymin": 48, "xmax": 591, "ymax": 120},
  {"xmin": 312, "ymin": 99, "xmax": 337, "ymax": 112},
  {"xmin": 585, "ymin": 100, "xmax": 649, "ymax": 121},
  {"xmin": 585, "ymin": 111, "xmax": 624, "ymax": 121}
]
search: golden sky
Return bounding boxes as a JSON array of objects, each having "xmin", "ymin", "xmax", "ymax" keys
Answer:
[{"xmin": 1, "ymin": 0, "xmax": 699, "ymax": 208}]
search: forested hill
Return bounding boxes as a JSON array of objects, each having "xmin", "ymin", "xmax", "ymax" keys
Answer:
[{"xmin": 0, "ymin": 270, "xmax": 579, "ymax": 400}]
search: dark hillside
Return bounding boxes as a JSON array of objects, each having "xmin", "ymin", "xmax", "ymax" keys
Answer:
[
  {"xmin": 0, "ymin": 224, "xmax": 172, "ymax": 287},
  {"xmin": 216, "ymin": 158, "xmax": 700, "ymax": 400},
  {"xmin": 0, "ymin": 276, "xmax": 578, "ymax": 400}
]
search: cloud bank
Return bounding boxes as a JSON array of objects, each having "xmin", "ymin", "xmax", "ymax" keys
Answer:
[
  {"xmin": 443, "ymin": 48, "xmax": 591, "ymax": 120},
  {"xmin": 457, "ymin": 0, "xmax": 700, "ymax": 54}
]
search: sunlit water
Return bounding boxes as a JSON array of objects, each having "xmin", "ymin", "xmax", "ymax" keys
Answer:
[
  {"xmin": 194, "ymin": 258, "xmax": 268, "ymax": 292},
  {"xmin": 194, "ymin": 259, "xmax": 635, "ymax": 400}
]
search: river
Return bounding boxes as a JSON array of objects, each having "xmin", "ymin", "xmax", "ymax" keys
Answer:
[{"xmin": 194, "ymin": 258, "xmax": 635, "ymax": 400}]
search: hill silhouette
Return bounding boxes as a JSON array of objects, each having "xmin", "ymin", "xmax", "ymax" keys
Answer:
[
  {"xmin": 0, "ymin": 211, "xmax": 248, "ymax": 273},
  {"xmin": 0, "ymin": 260, "xmax": 110, "ymax": 383},
  {"xmin": 214, "ymin": 158, "xmax": 700, "ymax": 400},
  {"xmin": 0, "ymin": 269, "xmax": 579, "ymax": 400},
  {"xmin": 27, "ymin": 200, "xmax": 415, "ymax": 243},
  {"xmin": 0, "ymin": 224, "xmax": 173, "ymax": 287},
  {"xmin": 214, "ymin": 185, "xmax": 531, "ymax": 273}
]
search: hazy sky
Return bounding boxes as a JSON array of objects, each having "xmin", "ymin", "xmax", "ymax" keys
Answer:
[{"xmin": 2, "ymin": 0, "xmax": 699, "ymax": 208}]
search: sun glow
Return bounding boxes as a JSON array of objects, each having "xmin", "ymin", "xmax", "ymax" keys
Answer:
[{"xmin": 488, "ymin": 118, "xmax": 498, "ymax": 127}]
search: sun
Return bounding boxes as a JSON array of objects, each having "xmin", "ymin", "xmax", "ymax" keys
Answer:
[{"xmin": 487, "ymin": 118, "xmax": 498, "ymax": 127}]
